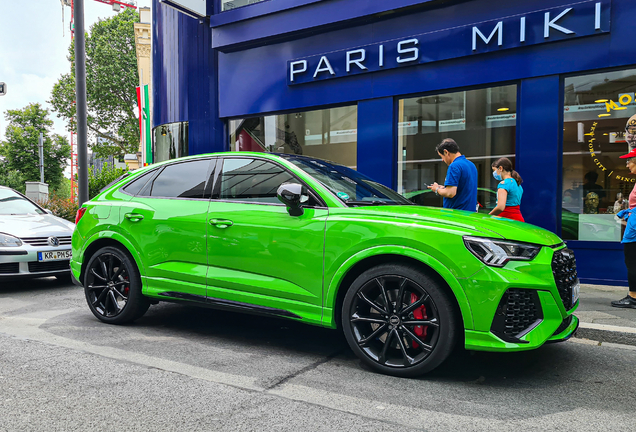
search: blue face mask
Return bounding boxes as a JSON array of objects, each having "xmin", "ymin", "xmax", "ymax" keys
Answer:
[{"xmin": 493, "ymin": 171, "xmax": 502, "ymax": 181}]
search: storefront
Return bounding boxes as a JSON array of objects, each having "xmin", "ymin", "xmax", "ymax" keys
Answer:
[{"xmin": 152, "ymin": 0, "xmax": 636, "ymax": 285}]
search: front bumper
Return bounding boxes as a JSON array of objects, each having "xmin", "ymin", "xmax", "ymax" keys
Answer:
[
  {"xmin": 546, "ymin": 314, "xmax": 580, "ymax": 343},
  {"xmin": 0, "ymin": 238, "xmax": 72, "ymax": 278},
  {"xmin": 461, "ymin": 246, "xmax": 580, "ymax": 352}
]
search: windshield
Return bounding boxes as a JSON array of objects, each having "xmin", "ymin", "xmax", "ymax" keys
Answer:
[
  {"xmin": 283, "ymin": 156, "xmax": 412, "ymax": 206},
  {"xmin": 0, "ymin": 189, "xmax": 46, "ymax": 215}
]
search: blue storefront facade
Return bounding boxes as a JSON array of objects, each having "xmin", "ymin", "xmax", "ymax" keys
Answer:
[{"xmin": 152, "ymin": 0, "xmax": 636, "ymax": 285}]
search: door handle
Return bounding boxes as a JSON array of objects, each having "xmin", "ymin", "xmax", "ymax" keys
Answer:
[
  {"xmin": 209, "ymin": 218, "xmax": 233, "ymax": 228},
  {"xmin": 124, "ymin": 213, "xmax": 144, "ymax": 222}
]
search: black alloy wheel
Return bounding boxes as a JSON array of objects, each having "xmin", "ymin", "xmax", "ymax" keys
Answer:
[
  {"xmin": 84, "ymin": 246, "xmax": 150, "ymax": 324},
  {"xmin": 342, "ymin": 264, "xmax": 459, "ymax": 377}
]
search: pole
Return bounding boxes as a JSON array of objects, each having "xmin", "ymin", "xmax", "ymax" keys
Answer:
[
  {"xmin": 74, "ymin": 0, "xmax": 89, "ymax": 206},
  {"xmin": 38, "ymin": 133, "xmax": 44, "ymax": 183}
]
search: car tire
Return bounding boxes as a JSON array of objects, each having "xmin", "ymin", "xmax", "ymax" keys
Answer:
[
  {"xmin": 342, "ymin": 263, "xmax": 459, "ymax": 377},
  {"xmin": 83, "ymin": 246, "xmax": 150, "ymax": 324}
]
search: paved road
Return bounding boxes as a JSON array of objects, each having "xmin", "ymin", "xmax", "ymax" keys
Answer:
[{"xmin": 1, "ymin": 278, "xmax": 635, "ymax": 432}]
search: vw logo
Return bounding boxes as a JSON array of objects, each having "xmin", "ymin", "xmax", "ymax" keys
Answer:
[{"xmin": 47, "ymin": 236, "xmax": 59, "ymax": 247}]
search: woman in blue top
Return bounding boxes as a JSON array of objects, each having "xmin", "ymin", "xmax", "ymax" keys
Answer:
[
  {"xmin": 489, "ymin": 157, "xmax": 525, "ymax": 222},
  {"xmin": 611, "ymin": 148, "xmax": 636, "ymax": 309}
]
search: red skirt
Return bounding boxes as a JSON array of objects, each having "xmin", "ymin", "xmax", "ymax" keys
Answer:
[{"xmin": 498, "ymin": 205, "xmax": 525, "ymax": 222}]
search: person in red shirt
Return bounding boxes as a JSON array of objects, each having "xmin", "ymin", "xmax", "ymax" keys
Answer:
[{"xmin": 611, "ymin": 148, "xmax": 636, "ymax": 309}]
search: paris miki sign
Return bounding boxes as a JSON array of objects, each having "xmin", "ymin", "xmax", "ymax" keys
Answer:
[{"xmin": 287, "ymin": 0, "xmax": 611, "ymax": 85}]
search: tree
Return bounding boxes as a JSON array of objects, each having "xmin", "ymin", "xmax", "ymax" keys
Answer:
[
  {"xmin": 49, "ymin": 8, "xmax": 140, "ymax": 158},
  {"xmin": 0, "ymin": 103, "xmax": 70, "ymax": 192},
  {"xmin": 88, "ymin": 163, "xmax": 127, "ymax": 199},
  {"xmin": 0, "ymin": 162, "xmax": 26, "ymax": 193}
]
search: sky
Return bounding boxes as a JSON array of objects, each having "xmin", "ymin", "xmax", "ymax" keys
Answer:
[{"xmin": 0, "ymin": 0, "xmax": 151, "ymax": 172}]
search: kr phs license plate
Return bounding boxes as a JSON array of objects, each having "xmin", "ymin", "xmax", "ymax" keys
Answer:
[
  {"xmin": 571, "ymin": 281, "xmax": 580, "ymax": 305},
  {"xmin": 38, "ymin": 250, "xmax": 72, "ymax": 262}
]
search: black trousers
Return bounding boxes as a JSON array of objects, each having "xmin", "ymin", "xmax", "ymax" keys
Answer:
[{"xmin": 625, "ymin": 242, "xmax": 636, "ymax": 293}]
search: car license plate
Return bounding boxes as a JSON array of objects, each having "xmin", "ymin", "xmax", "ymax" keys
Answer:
[
  {"xmin": 38, "ymin": 250, "xmax": 72, "ymax": 262},
  {"xmin": 571, "ymin": 281, "xmax": 580, "ymax": 305}
]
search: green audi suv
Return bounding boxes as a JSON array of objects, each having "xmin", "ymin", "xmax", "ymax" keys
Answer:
[{"xmin": 71, "ymin": 152, "xmax": 579, "ymax": 377}]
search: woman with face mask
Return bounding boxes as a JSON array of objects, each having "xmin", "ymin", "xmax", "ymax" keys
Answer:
[{"xmin": 489, "ymin": 157, "xmax": 524, "ymax": 222}]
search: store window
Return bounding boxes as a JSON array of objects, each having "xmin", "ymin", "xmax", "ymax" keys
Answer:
[
  {"xmin": 221, "ymin": 0, "xmax": 267, "ymax": 12},
  {"xmin": 562, "ymin": 69, "xmax": 636, "ymax": 242},
  {"xmin": 229, "ymin": 105, "xmax": 357, "ymax": 168},
  {"xmin": 397, "ymin": 85, "xmax": 517, "ymax": 210},
  {"xmin": 152, "ymin": 121, "xmax": 189, "ymax": 163}
]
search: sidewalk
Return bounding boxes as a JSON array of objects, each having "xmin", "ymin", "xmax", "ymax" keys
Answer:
[{"xmin": 574, "ymin": 284, "xmax": 636, "ymax": 346}]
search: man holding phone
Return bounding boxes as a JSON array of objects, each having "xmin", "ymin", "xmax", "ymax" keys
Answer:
[{"xmin": 428, "ymin": 138, "xmax": 478, "ymax": 212}]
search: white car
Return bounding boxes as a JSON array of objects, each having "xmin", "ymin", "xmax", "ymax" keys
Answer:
[{"xmin": 0, "ymin": 186, "xmax": 75, "ymax": 280}]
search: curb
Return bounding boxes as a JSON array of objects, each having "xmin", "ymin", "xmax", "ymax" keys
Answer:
[{"xmin": 574, "ymin": 322, "xmax": 636, "ymax": 346}]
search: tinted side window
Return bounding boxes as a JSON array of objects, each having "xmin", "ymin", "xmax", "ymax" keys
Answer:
[
  {"xmin": 122, "ymin": 170, "xmax": 156, "ymax": 196},
  {"xmin": 219, "ymin": 159, "xmax": 294, "ymax": 204},
  {"xmin": 150, "ymin": 159, "xmax": 211, "ymax": 198}
]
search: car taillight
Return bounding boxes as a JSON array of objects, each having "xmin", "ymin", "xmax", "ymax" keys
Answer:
[{"xmin": 75, "ymin": 207, "xmax": 87, "ymax": 225}]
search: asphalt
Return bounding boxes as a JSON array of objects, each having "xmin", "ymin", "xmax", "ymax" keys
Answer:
[{"xmin": 574, "ymin": 283, "xmax": 636, "ymax": 346}]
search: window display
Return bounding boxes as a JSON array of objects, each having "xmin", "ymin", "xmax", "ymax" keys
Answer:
[
  {"xmin": 229, "ymin": 105, "xmax": 358, "ymax": 168},
  {"xmin": 562, "ymin": 69, "xmax": 636, "ymax": 241},
  {"xmin": 152, "ymin": 121, "xmax": 189, "ymax": 163},
  {"xmin": 397, "ymin": 85, "xmax": 517, "ymax": 212}
]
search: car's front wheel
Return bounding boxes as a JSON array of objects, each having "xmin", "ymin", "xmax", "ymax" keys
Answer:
[
  {"xmin": 84, "ymin": 246, "xmax": 150, "ymax": 324},
  {"xmin": 342, "ymin": 264, "xmax": 459, "ymax": 377}
]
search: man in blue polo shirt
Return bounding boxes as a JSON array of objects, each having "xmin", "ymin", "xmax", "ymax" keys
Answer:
[{"xmin": 428, "ymin": 138, "xmax": 478, "ymax": 212}]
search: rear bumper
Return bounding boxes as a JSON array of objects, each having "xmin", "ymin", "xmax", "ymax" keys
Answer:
[{"xmin": 70, "ymin": 268, "xmax": 82, "ymax": 287}]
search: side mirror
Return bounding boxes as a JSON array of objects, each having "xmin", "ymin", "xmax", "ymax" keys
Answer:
[
  {"xmin": 45, "ymin": 209, "xmax": 53, "ymax": 215},
  {"xmin": 277, "ymin": 182, "xmax": 308, "ymax": 216}
]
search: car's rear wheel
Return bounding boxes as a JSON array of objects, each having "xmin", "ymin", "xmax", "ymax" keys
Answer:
[
  {"xmin": 84, "ymin": 246, "xmax": 150, "ymax": 324},
  {"xmin": 342, "ymin": 264, "xmax": 459, "ymax": 377}
]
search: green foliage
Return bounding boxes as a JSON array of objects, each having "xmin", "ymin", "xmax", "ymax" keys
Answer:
[
  {"xmin": 49, "ymin": 8, "xmax": 140, "ymax": 158},
  {"xmin": 0, "ymin": 164, "xmax": 26, "ymax": 193},
  {"xmin": 0, "ymin": 103, "xmax": 70, "ymax": 191},
  {"xmin": 88, "ymin": 163, "xmax": 128, "ymax": 199},
  {"xmin": 53, "ymin": 177, "xmax": 71, "ymax": 199},
  {"xmin": 40, "ymin": 194, "xmax": 79, "ymax": 223}
]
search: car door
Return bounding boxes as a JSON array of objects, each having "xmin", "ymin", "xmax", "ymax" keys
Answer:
[
  {"xmin": 206, "ymin": 156, "xmax": 328, "ymax": 321},
  {"xmin": 119, "ymin": 158, "xmax": 215, "ymax": 298}
]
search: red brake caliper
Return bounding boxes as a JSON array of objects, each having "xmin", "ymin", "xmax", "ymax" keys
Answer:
[{"xmin": 409, "ymin": 293, "xmax": 428, "ymax": 348}]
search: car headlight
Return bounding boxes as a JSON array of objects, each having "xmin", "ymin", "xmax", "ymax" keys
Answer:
[
  {"xmin": 463, "ymin": 236, "xmax": 540, "ymax": 267},
  {"xmin": 0, "ymin": 233, "xmax": 23, "ymax": 247}
]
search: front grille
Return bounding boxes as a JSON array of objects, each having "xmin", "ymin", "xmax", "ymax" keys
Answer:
[
  {"xmin": 491, "ymin": 289, "xmax": 543, "ymax": 342},
  {"xmin": 20, "ymin": 236, "xmax": 72, "ymax": 247},
  {"xmin": 28, "ymin": 261, "xmax": 70, "ymax": 273},
  {"xmin": 551, "ymin": 248, "xmax": 578, "ymax": 310},
  {"xmin": 0, "ymin": 263, "xmax": 20, "ymax": 274}
]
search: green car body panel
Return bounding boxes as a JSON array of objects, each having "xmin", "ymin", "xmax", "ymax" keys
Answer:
[{"xmin": 72, "ymin": 152, "xmax": 579, "ymax": 355}]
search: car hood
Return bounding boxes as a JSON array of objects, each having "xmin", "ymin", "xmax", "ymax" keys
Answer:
[
  {"xmin": 349, "ymin": 205, "xmax": 562, "ymax": 246},
  {"xmin": 0, "ymin": 214, "xmax": 75, "ymax": 238}
]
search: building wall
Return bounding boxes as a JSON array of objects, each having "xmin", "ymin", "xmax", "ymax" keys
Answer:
[
  {"xmin": 151, "ymin": 0, "xmax": 636, "ymax": 285},
  {"xmin": 152, "ymin": 2, "xmax": 223, "ymax": 156}
]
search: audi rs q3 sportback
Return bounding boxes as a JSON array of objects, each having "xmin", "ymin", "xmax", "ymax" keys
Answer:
[{"xmin": 71, "ymin": 152, "xmax": 579, "ymax": 377}]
